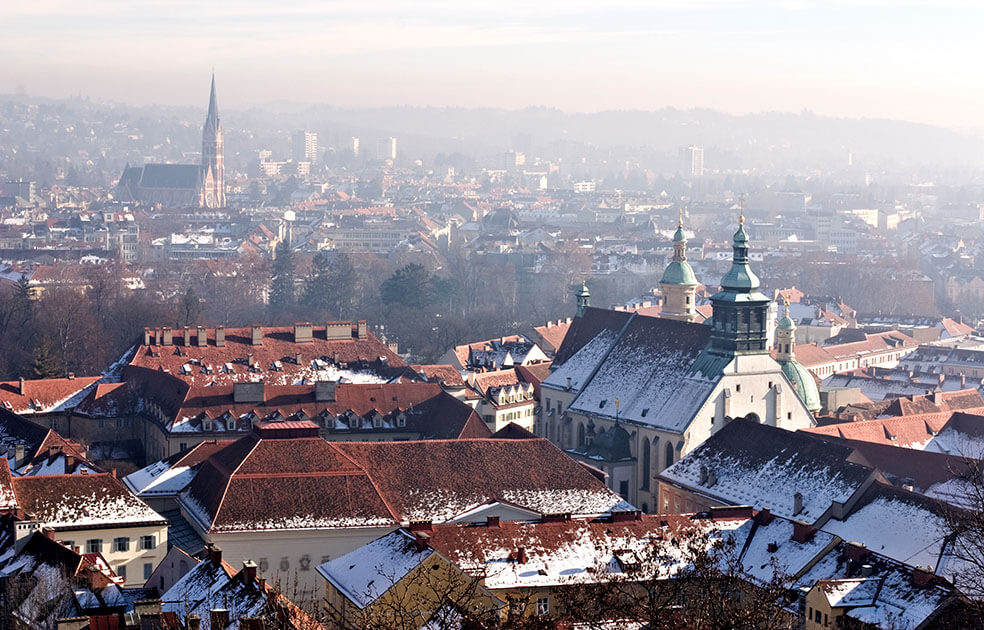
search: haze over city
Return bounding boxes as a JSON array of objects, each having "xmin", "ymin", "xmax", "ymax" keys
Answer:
[
  {"xmin": 6, "ymin": 3, "xmax": 984, "ymax": 629},
  {"xmin": 4, "ymin": 0, "xmax": 984, "ymax": 129}
]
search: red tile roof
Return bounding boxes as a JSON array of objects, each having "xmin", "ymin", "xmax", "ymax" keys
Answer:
[
  {"xmin": 183, "ymin": 436, "xmax": 623, "ymax": 533},
  {"xmin": 0, "ymin": 376, "xmax": 101, "ymax": 414},
  {"xmin": 532, "ymin": 319, "xmax": 572, "ymax": 353},
  {"xmin": 127, "ymin": 323, "xmax": 406, "ymax": 386},
  {"xmin": 411, "ymin": 364, "xmax": 466, "ymax": 387}
]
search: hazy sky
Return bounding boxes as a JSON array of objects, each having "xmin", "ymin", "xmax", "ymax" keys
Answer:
[{"xmin": 2, "ymin": 1, "xmax": 982, "ymax": 128}]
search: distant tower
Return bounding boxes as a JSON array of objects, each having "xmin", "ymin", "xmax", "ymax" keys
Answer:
[
  {"xmin": 775, "ymin": 297, "xmax": 821, "ymax": 413},
  {"xmin": 201, "ymin": 74, "xmax": 225, "ymax": 208},
  {"xmin": 660, "ymin": 212, "xmax": 699, "ymax": 322},
  {"xmin": 352, "ymin": 137, "xmax": 360, "ymax": 158},
  {"xmin": 576, "ymin": 281, "xmax": 591, "ymax": 318},
  {"xmin": 679, "ymin": 145, "xmax": 704, "ymax": 178}
]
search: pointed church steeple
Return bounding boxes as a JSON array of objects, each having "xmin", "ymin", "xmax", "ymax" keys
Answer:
[
  {"xmin": 205, "ymin": 73, "xmax": 219, "ymax": 133},
  {"xmin": 201, "ymin": 73, "xmax": 225, "ymax": 208}
]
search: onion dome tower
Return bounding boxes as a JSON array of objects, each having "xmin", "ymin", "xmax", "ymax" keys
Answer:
[
  {"xmin": 660, "ymin": 211, "xmax": 699, "ymax": 322},
  {"xmin": 775, "ymin": 296, "xmax": 821, "ymax": 413},
  {"xmin": 708, "ymin": 215, "xmax": 771, "ymax": 357}
]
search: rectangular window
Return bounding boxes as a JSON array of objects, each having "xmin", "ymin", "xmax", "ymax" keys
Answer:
[
  {"xmin": 735, "ymin": 384, "xmax": 741, "ymax": 392},
  {"xmin": 619, "ymin": 480, "xmax": 629, "ymax": 498},
  {"xmin": 537, "ymin": 597, "xmax": 549, "ymax": 615},
  {"xmin": 118, "ymin": 564, "xmax": 126, "ymax": 579},
  {"xmin": 140, "ymin": 535, "xmax": 156, "ymax": 550},
  {"xmin": 113, "ymin": 537, "xmax": 129, "ymax": 552},
  {"xmin": 179, "ymin": 442, "xmax": 188, "ymax": 452},
  {"xmin": 144, "ymin": 563, "xmax": 153, "ymax": 580},
  {"xmin": 87, "ymin": 539, "xmax": 103, "ymax": 554}
]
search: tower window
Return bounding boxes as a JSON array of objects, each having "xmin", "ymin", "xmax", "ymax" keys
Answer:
[{"xmin": 735, "ymin": 384, "xmax": 741, "ymax": 393}]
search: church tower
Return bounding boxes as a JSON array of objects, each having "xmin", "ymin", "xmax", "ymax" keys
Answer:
[
  {"xmin": 575, "ymin": 281, "xmax": 591, "ymax": 318},
  {"xmin": 775, "ymin": 296, "xmax": 821, "ymax": 413},
  {"xmin": 708, "ymin": 216, "xmax": 771, "ymax": 357},
  {"xmin": 201, "ymin": 74, "xmax": 225, "ymax": 208},
  {"xmin": 659, "ymin": 212, "xmax": 699, "ymax": 322}
]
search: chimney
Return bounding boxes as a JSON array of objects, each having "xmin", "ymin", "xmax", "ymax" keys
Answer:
[
  {"xmin": 699, "ymin": 465, "xmax": 708, "ymax": 485},
  {"xmin": 314, "ymin": 381, "xmax": 337, "ymax": 402},
  {"xmin": 861, "ymin": 564, "xmax": 874, "ymax": 577},
  {"xmin": 251, "ymin": 325, "xmax": 263, "ymax": 346},
  {"xmin": 793, "ymin": 491, "xmax": 804, "ymax": 515},
  {"xmin": 210, "ymin": 610, "xmax": 230, "ymax": 630},
  {"xmin": 143, "ymin": 328, "xmax": 151, "ymax": 346},
  {"xmin": 409, "ymin": 520, "xmax": 433, "ymax": 533},
  {"xmin": 183, "ymin": 327, "xmax": 192, "ymax": 347},
  {"xmin": 912, "ymin": 566, "xmax": 935, "ymax": 588},
  {"xmin": 516, "ymin": 547, "xmax": 528, "ymax": 564},
  {"xmin": 207, "ymin": 544, "xmax": 223, "ymax": 567},
  {"xmin": 844, "ymin": 541, "xmax": 870, "ymax": 565},
  {"xmin": 709, "ymin": 505, "xmax": 752, "ymax": 520},
  {"xmin": 486, "ymin": 516, "xmax": 501, "ymax": 528},
  {"xmin": 197, "ymin": 326, "xmax": 207, "ymax": 347},
  {"xmin": 791, "ymin": 521, "xmax": 816, "ymax": 543},
  {"xmin": 42, "ymin": 526, "xmax": 55, "ymax": 540},
  {"xmin": 706, "ymin": 469, "xmax": 717, "ymax": 487},
  {"xmin": 611, "ymin": 510, "xmax": 643, "ymax": 523},
  {"xmin": 215, "ymin": 325, "xmax": 225, "ymax": 347},
  {"xmin": 247, "ymin": 353, "xmax": 254, "ymax": 368},
  {"xmin": 67, "ymin": 372, "xmax": 74, "ymax": 380},
  {"xmin": 357, "ymin": 320, "xmax": 368, "ymax": 339},
  {"xmin": 233, "ymin": 382, "xmax": 264, "ymax": 403},
  {"xmin": 242, "ymin": 560, "xmax": 257, "ymax": 584},
  {"xmin": 65, "ymin": 454, "xmax": 75, "ymax": 471},
  {"xmin": 413, "ymin": 531, "xmax": 431, "ymax": 552},
  {"xmin": 14, "ymin": 443, "xmax": 24, "ymax": 468},
  {"xmin": 325, "ymin": 322, "xmax": 350, "ymax": 340},
  {"xmin": 754, "ymin": 508, "xmax": 775, "ymax": 526},
  {"xmin": 154, "ymin": 328, "xmax": 162, "ymax": 345},
  {"xmin": 295, "ymin": 352, "xmax": 302, "ymax": 365},
  {"xmin": 162, "ymin": 327, "xmax": 173, "ymax": 346},
  {"xmin": 186, "ymin": 614, "xmax": 201, "ymax": 630},
  {"xmin": 293, "ymin": 323, "xmax": 313, "ymax": 344},
  {"xmin": 18, "ymin": 377, "xmax": 25, "ymax": 396},
  {"xmin": 542, "ymin": 513, "xmax": 571, "ymax": 523},
  {"xmin": 333, "ymin": 351, "xmax": 340, "ymax": 365},
  {"xmin": 961, "ymin": 374, "xmax": 967, "ymax": 387},
  {"xmin": 239, "ymin": 618, "xmax": 264, "ymax": 630},
  {"xmin": 767, "ymin": 542, "xmax": 779, "ymax": 553}
]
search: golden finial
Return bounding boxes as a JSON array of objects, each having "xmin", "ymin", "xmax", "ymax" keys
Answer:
[
  {"xmin": 738, "ymin": 194, "xmax": 745, "ymax": 224},
  {"xmin": 783, "ymin": 294, "xmax": 790, "ymax": 307},
  {"xmin": 678, "ymin": 209, "xmax": 684, "ymax": 228}
]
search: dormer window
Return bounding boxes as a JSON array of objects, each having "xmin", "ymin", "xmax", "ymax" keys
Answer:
[
  {"xmin": 373, "ymin": 414, "xmax": 382, "ymax": 428},
  {"xmin": 397, "ymin": 413, "xmax": 406, "ymax": 428},
  {"xmin": 349, "ymin": 416, "xmax": 359, "ymax": 430}
]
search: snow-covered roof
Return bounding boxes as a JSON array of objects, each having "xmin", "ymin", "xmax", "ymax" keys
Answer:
[{"xmin": 317, "ymin": 529, "xmax": 435, "ymax": 609}]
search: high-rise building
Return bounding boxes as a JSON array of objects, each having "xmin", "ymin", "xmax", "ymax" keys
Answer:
[
  {"xmin": 352, "ymin": 137, "xmax": 360, "ymax": 158},
  {"xmin": 679, "ymin": 145, "xmax": 704, "ymax": 178},
  {"xmin": 201, "ymin": 74, "xmax": 225, "ymax": 208},
  {"xmin": 293, "ymin": 130, "xmax": 318, "ymax": 162},
  {"xmin": 388, "ymin": 137, "xmax": 397, "ymax": 161}
]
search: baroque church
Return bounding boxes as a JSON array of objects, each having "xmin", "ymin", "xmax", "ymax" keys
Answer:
[
  {"xmin": 540, "ymin": 216, "xmax": 820, "ymax": 512},
  {"xmin": 116, "ymin": 75, "xmax": 226, "ymax": 208}
]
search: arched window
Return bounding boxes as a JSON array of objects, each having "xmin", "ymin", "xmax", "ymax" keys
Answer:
[
  {"xmin": 665, "ymin": 442, "xmax": 674, "ymax": 469},
  {"xmin": 577, "ymin": 423, "xmax": 586, "ymax": 449},
  {"xmin": 641, "ymin": 438, "xmax": 651, "ymax": 490}
]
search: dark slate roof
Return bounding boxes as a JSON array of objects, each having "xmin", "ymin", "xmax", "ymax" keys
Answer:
[
  {"xmin": 552, "ymin": 307, "xmax": 634, "ymax": 366},
  {"xmin": 138, "ymin": 164, "xmax": 203, "ymax": 190},
  {"xmin": 567, "ymin": 315, "xmax": 716, "ymax": 432},
  {"xmin": 660, "ymin": 419, "xmax": 875, "ymax": 524}
]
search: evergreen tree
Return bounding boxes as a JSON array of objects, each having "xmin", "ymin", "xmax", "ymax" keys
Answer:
[
  {"xmin": 269, "ymin": 241, "xmax": 296, "ymax": 310},
  {"xmin": 380, "ymin": 263, "xmax": 433, "ymax": 309},
  {"xmin": 301, "ymin": 251, "xmax": 333, "ymax": 312},
  {"xmin": 31, "ymin": 335, "xmax": 63, "ymax": 378}
]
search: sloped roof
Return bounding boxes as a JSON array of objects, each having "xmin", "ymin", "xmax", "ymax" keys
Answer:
[
  {"xmin": 182, "ymin": 435, "xmax": 625, "ymax": 533},
  {"xmin": 138, "ymin": 164, "xmax": 202, "ymax": 189},
  {"xmin": 0, "ymin": 376, "xmax": 101, "ymax": 415},
  {"xmin": 567, "ymin": 315, "xmax": 716, "ymax": 432},
  {"xmin": 661, "ymin": 419, "xmax": 875, "ymax": 524},
  {"xmin": 803, "ymin": 413, "xmax": 951, "ymax": 450},
  {"xmin": 12, "ymin": 473, "xmax": 165, "ymax": 529},
  {"xmin": 532, "ymin": 319, "xmax": 572, "ymax": 353},
  {"xmin": 127, "ymin": 323, "xmax": 407, "ymax": 387},
  {"xmin": 551, "ymin": 307, "xmax": 634, "ymax": 366}
]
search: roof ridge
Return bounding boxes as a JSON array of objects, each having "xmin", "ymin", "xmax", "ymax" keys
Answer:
[
  {"xmin": 211, "ymin": 435, "xmax": 263, "ymax": 529},
  {"xmin": 328, "ymin": 442, "xmax": 401, "ymax": 522}
]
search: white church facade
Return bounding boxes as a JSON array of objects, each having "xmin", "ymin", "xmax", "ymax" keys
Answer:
[{"xmin": 539, "ymin": 217, "xmax": 819, "ymax": 512}]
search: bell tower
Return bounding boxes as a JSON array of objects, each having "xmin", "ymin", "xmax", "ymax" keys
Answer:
[
  {"xmin": 201, "ymin": 73, "xmax": 225, "ymax": 208},
  {"xmin": 708, "ymin": 215, "xmax": 771, "ymax": 357},
  {"xmin": 575, "ymin": 281, "xmax": 591, "ymax": 318},
  {"xmin": 659, "ymin": 211, "xmax": 699, "ymax": 322}
]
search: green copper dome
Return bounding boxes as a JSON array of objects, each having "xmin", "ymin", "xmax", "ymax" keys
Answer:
[
  {"xmin": 672, "ymin": 225, "xmax": 687, "ymax": 243},
  {"xmin": 778, "ymin": 313, "xmax": 796, "ymax": 331},
  {"xmin": 781, "ymin": 359, "xmax": 821, "ymax": 413},
  {"xmin": 719, "ymin": 219, "xmax": 760, "ymax": 291},
  {"xmin": 661, "ymin": 261, "xmax": 698, "ymax": 286}
]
